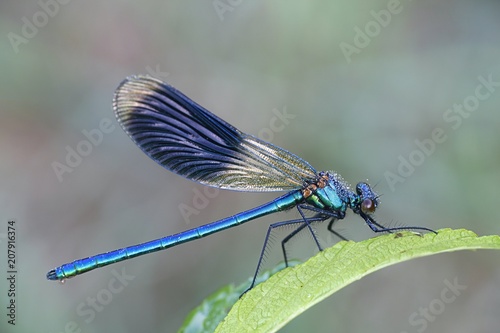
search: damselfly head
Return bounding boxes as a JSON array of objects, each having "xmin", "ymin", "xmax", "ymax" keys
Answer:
[{"xmin": 355, "ymin": 182, "xmax": 378, "ymax": 215}]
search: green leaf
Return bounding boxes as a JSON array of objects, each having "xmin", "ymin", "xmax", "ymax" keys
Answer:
[
  {"xmin": 178, "ymin": 261, "xmax": 301, "ymax": 333},
  {"xmin": 215, "ymin": 228, "xmax": 500, "ymax": 333}
]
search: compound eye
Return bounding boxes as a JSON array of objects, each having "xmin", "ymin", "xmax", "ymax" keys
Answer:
[{"xmin": 361, "ymin": 198, "xmax": 376, "ymax": 214}]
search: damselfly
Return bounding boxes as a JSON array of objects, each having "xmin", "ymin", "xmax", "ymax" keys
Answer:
[{"xmin": 47, "ymin": 76, "xmax": 435, "ymax": 290}]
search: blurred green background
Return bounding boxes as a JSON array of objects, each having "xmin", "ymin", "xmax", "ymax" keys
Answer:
[{"xmin": 1, "ymin": 0, "xmax": 500, "ymax": 332}]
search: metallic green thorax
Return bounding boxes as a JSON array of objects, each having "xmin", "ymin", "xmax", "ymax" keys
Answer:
[{"xmin": 304, "ymin": 171, "xmax": 360, "ymax": 212}]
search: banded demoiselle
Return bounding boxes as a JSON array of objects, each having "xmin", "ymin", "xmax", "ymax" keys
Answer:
[{"xmin": 47, "ymin": 76, "xmax": 435, "ymax": 289}]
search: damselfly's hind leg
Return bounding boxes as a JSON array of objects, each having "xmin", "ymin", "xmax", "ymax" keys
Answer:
[
  {"xmin": 327, "ymin": 218, "xmax": 348, "ymax": 241},
  {"xmin": 241, "ymin": 216, "xmax": 324, "ymax": 296},
  {"xmin": 242, "ymin": 206, "xmax": 345, "ymax": 296}
]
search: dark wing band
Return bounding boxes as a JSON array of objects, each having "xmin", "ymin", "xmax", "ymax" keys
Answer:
[{"xmin": 113, "ymin": 75, "xmax": 317, "ymax": 191}]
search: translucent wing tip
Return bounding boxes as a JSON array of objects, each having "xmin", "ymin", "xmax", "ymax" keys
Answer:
[
  {"xmin": 116, "ymin": 74, "xmax": 161, "ymax": 90},
  {"xmin": 113, "ymin": 74, "xmax": 174, "ymax": 145},
  {"xmin": 113, "ymin": 75, "xmax": 163, "ymax": 115}
]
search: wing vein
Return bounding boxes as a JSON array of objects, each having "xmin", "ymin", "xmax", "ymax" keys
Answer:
[{"xmin": 113, "ymin": 75, "xmax": 317, "ymax": 191}]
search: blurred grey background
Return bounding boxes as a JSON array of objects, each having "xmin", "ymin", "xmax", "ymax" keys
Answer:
[{"xmin": 1, "ymin": 1, "xmax": 500, "ymax": 332}]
